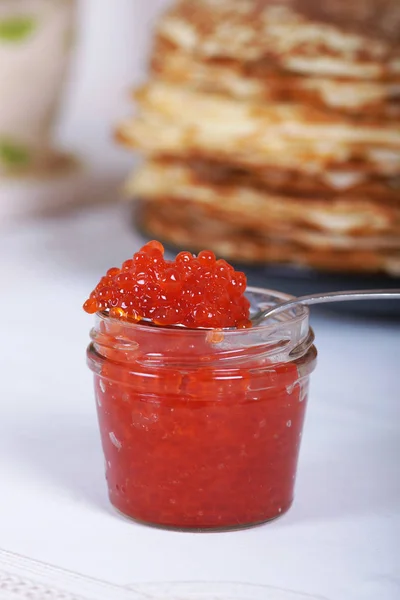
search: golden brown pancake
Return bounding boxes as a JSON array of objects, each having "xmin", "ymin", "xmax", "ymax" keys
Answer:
[
  {"xmin": 127, "ymin": 160, "xmax": 400, "ymax": 242},
  {"xmin": 137, "ymin": 198, "xmax": 400, "ymax": 276},
  {"xmin": 118, "ymin": 1, "xmax": 400, "ymax": 276},
  {"xmin": 117, "ymin": 82, "xmax": 400, "ymax": 176},
  {"xmin": 151, "ymin": 156, "xmax": 400, "ymax": 200},
  {"xmin": 152, "ymin": 39, "xmax": 400, "ymax": 119},
  {"xmin": 157, "ymin": 0, "xmax": 400, "ymax": 80}
]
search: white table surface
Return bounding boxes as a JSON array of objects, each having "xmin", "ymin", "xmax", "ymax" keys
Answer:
[{"xmin": 0, "ymin": 204, "xmax": 399, "ymax": 600}]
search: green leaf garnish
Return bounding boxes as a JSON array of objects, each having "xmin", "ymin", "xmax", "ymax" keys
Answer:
[
  {"xmin": 0, "ymin": 140, "xmax": 31, "ymax": 167},
  {"xmin": 0, "ymin": 16, "xmax": 37, "ymax": 42}
]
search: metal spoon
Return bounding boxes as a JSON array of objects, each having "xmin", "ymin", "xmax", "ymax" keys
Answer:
[{"xmin": 251, "ymin": 289, "xmax": 400, "ymax": 326}]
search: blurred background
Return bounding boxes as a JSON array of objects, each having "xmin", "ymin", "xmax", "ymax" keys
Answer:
[
  {"xmin": 0, "ymin": 0, "xmax": 169, "ymax": 218},
  {"xmin": 1, "ymin": 0, "xmax": 399, "ymax": 314}
]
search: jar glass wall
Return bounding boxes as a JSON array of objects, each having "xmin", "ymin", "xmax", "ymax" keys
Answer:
[{"xmin": 87, "ymin": 287, "xmax": 317, "ymax": 531}]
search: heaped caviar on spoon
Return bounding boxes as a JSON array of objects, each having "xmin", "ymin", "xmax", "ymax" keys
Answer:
[{"xmin": 83, "ymin": 241, "xmax": 251, "ymax": 329}]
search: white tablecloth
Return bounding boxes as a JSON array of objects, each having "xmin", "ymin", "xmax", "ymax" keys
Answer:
[{"xmin": 1, "ymin": 205, "xmax": 399, "ymax": 600}]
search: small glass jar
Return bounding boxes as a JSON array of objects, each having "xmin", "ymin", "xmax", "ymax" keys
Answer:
[{"xmin": 87, "ymin": 288, "xmax": 317, "ymax": 531}]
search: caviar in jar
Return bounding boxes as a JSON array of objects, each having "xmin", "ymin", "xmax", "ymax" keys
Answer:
[{"xmin": 86, "ymin": 288, "xmax": 316, "ymax": 531}]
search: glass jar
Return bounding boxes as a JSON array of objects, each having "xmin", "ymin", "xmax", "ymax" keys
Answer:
[{"xmin": 87, "ymin": 287, "xmax": 317, "ymax": 531}]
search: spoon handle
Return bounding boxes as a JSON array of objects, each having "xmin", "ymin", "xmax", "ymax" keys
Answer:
[{"xmin": 253, "ymin": 289, "xmax": 400, "ymax": 324}]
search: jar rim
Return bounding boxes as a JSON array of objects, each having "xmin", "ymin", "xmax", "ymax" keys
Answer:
[
  {"xmin": 96, "ymin": 286, "xmax": 308, "ymax": 338},
  {"xmin": 89, "ymin": 287, "xmax": 314, "ymax": 371}
]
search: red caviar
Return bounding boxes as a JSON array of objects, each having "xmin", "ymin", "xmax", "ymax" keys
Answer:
[
  {"xmin": 83, "ymin": 241, "xmax": 251, "ymax": 329},
  {"xmin": 85, "ymin": 248, "xmax": 317, "ymax": 530}
]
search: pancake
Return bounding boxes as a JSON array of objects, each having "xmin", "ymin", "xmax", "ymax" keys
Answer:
[
  {"xmin": 157, "ymin": 0, "xmax": 400, "ymax": 80},
  {"xmin": 137, "ymin": 198, "xmax": 400, "ymax": 276},
  {"xmin": 120, "ymin": 0, "xmax": 400, "ymax": 277},
  {"xmin": 117, "ymin": 82, "xmax": 400, "ymax": 176},
  {"xmin": 156, "ymin": 156, "xmax": 400, "ymax": 200},
  {"xmin": 127, "ymin": 160, "xmax": 400, "ymax": 242},
  {"xmin": 152, "ymin": 39, "xmax": 400, "ymax": 119}
]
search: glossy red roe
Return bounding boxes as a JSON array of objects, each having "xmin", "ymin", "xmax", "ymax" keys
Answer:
[
  {"xmin": 84, "ymin": 247, "xmax": 317, "ymax": 530},
  {"xmin": 87, "ymin": 315, "xmax": 317, "ymax": 530},
  {"xmin": 96, "ymin": 362, "xmax": 306, "ymax": 529},
  {"xmin": 83, "ymin": 242, "xmax": 251, "ymax": 328}
]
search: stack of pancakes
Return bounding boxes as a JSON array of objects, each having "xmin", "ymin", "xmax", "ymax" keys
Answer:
[{"xmin": 117, "ymin": 0, "xmax": 400, "ymax": 276}]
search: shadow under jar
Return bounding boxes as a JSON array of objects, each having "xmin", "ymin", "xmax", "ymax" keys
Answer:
[{"xmin": 87, "ymin": 287, "xmax": 317, "ymax": 531}]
